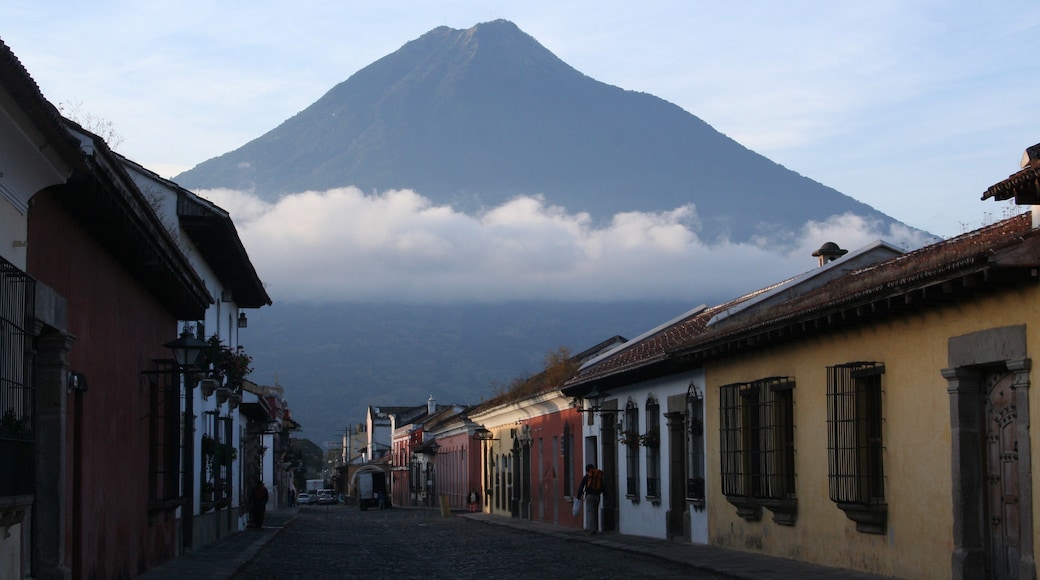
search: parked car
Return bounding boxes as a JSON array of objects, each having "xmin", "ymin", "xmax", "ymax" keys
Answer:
[
  {"xmin": 296, "ymin": 492, "xmax": 313, "ymax": 505},
  {"xmin": 317, "ymin": 490, "xmax": 335, "ymax": 505}
]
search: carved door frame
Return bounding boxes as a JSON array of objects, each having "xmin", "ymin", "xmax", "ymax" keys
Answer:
[{"xmin": 943, "ymin": 324, "xmax": 1035, "ymax": 580}]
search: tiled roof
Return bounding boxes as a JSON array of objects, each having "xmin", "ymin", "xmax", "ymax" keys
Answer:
[
  {"xmin": 691, "ymin": 212, "xmax": 1031, "ymax": 342},
  {"xmin": 983, "ymin": 143, "xmax": 1040, "ymax": 203},
  {"xmin": 983, "ymin": 164, "xmax": 1040, "ymax": 204},
  {"xmin": 568, "ymin": 212, "xmax": 1035, "ymax": 389},
  {"xmin": 566, "ymin": 283, "xmax": 783, "ymax": 388},
  {"xmin": 0, "ymin": 38, "xmax": 83, "ymax": 167}
]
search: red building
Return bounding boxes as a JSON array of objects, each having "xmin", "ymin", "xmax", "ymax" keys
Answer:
[
  {"xmin": 468, "ymin": 337, "xmax": 624, "ymax": 526},
  {"xmin": 1, "ymin": 39, "xmax": 222, "ymax": 578},
  {"xmin": 27, "ymin": 125, "xmax": 210, "ymax": 578}
]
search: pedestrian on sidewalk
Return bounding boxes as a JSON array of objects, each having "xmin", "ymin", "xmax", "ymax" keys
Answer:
[
  {"xmin": 468, "ymin": 489, "xmax": 479, "ymax": 512},
  {"xmin": 251, "ymin": 481, "xmax": 269, "ymax": 528},
  {"xmin": 577, "ymin": 464, "xmax": 604, "ymax": 534}
]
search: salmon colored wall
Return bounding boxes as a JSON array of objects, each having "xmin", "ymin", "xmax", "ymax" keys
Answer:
[
  {"xmin": 28, "ymin": 191, "xmax": 181, "ymax": 577},
  {"xmin": 705, "ymin": 286, "xmax": 1039, "ymax": 579},
  {"xmin": 525, "ymin": 408, "xmax": 584, "ymax": 528}
]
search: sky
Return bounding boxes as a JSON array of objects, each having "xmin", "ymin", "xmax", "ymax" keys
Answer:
[{"xmin": 6, "ymin": 1, "xmax": 1040, "ymax": 304}]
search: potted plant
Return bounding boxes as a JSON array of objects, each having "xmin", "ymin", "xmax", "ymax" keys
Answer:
[
  {"xmin": 199, "ymin": 378, "xmax": 218, "ymax": 398},
  {"xmin": 618, "ymin": 429, "xmax": 640, "ymax": 448},
  {"xmin": 639, "ymin": 431, "xmax": 660, "ymax": 448},
  {"xmin": 0, "ymin": 408, "xmax": 27, "ymax": 436},
  {"xmin": 198, "ymin": 336, "xmax": 254, "ymax": 389},
  {"xmin": 227, "ymin": 391, "xmax": 242, "ymax": 410}
]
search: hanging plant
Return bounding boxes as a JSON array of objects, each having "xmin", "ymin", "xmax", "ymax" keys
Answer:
[
  {"xmin": 618, "ymin": 429, "xmax": 640, "ymax": 448},
  {"xmin": 639, "ymin": 431, "xmax": 660, "ymax": 448},
  {"xmin": 200, "ymin": 335, "xmax": 253, "ymax": 387},
  {"xmin": 219, "ymin": 347, "xmax": 253, "ymax": 386}
]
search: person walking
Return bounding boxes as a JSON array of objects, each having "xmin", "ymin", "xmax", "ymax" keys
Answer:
[
  {"xmin": 250, "ymin": 481, "xmax": 270, "ymax": 528},
  {"xmin": 576, "ymin": 464, "xmax": 604, "ymax": 534}
]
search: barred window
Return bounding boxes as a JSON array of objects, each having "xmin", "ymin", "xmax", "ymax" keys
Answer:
[
  {"xmin": 686, "ymin": 384, "xmax": 705, "ymax": 504},
  {"xmin": 645, "ymin": 396, "xmax": 660, "ymax": 499},
  {"xmin": 623, "ymin": 401, "xmax": 639, "ymax": 498},
  {"xmin": 827, "ymin": 363, "xmax": 885, "ymax": 507},
  {"xmin": 719, "ymin": 377, "xmax": 796, "ymax": 522},
  {"xmin": 201, "ymin": 410, "xmax": 236, "ymax": 503},
  {"xmin": 144, "ymin": 362, "xmax": 181, "ymax": 509},
  {"xmin": 0, "ymin": 257, "xmax": 35, "ymax": 498}
]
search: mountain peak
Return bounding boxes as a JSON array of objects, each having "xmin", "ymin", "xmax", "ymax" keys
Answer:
[{"xmin": 175, "ymin": 21, "xmax": 913, "ymax": 242}]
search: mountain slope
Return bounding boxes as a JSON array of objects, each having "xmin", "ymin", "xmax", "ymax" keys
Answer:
[{"xmin": 176, "ymin": 20, "xmax": 906, "ymax": 241}]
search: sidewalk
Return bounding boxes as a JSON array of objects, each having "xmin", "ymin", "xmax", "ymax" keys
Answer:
[
  {"xmin": 137, "ymin": 508, "xmax": 298, "ymax": 580},
  {"xmin": 458, "ymin": 512, "xmax": 896, "ymax": 580}
]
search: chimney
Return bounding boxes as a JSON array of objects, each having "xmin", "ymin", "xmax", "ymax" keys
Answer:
[
  {"xmin": 1022, "ymin": 144, "xmax": 1040, "ymax": 230},
  {"xmin": 812, "ymin": 242, "xmax": 848, "ymax": 266},
  {"xmin": 1020, "ymin": 143, "xmax": 1040, "ymax": 170},
  {"xmin": 428, "ymin": 394, "xmax": 436, "ymax": 414}
]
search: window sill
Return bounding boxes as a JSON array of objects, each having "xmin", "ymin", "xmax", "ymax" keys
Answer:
[
  {"xmin": 723, "ymin": 495, "xmax": 761, "ymax": 522},
  {"xmin": 836, "ymin": 501, "xmax": 887, "ymax": 534},
  {"xmin": 760, "ymin": 498, "xmax": 797, "ymax": 526}
]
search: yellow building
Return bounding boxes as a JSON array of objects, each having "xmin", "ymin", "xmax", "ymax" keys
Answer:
[
  {"xmin": 565, "ymin": 144, "xmax": 1040, "ymax": 578},
  {"xmin": 681, "ymin": 210, "xmax": 1040, "ymax": 578}
]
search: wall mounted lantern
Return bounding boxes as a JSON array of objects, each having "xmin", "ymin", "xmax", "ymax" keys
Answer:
[
  {"xmin": 687, "ymin": 382, "xmax": 702, "ymax": 402},
  {"xmin": 237, "ymin": 312, "xmax": 248, "ymax": 329},
  {"xmin": 164, "ymin": 329, "xmax": 209, "ymax": 370},
  {"xmin": 576, "ymin": 387, "xmax": 607, "ymax": 415}
]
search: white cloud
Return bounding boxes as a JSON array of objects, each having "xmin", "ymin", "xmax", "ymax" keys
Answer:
[{"xmin": 199, "ymin": 187, "xmax": 926, "ymax": 304}]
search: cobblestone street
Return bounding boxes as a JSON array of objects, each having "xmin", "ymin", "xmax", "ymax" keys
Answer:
[{"xmin": 232, "ymin": 506, "xmax": 721, "ymax": 580}]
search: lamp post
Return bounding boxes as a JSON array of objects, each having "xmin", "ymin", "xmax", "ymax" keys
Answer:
[
  {"xmin": 164, "ymin": 327, "xmax": 209, "ymax": 553},
  {"xmin": 474, "ymin": 428, "xmax": 497, "ymax": 511}
]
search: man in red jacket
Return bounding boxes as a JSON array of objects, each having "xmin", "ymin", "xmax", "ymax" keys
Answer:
[{"xmin": 250, "ymin": 481, "xmax": 269, "ymax": 528}]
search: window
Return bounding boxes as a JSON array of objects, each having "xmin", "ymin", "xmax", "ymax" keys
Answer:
[
  {"xmin": 201, "ymin": 411, "xmax": 235, "ymax": 503},
  {"xmin": 0, "ymin": 257, "xmax": 34, "ymax": 498},
  {"xmin": 562, "ymin": 422, "xmax": 573, "ymax": 496},
  {"xmin": 686, "ymin": 384, "xmax": 705, "ymax": 507},
  {"xmin": 623, "ymin": 401, "xmax": 640, "ymax": 498},
  {"xmin": 719, "ymin": 376, "xmax": 797, "ymax": 524},
  {"xmin": 144, "ymin": 363, "xmax": 181, "ymax": 509},
  {"xmin": 827, "ymin": 362, "xmax": 886, "ymax": 533},
  {"xmin": 645, "ymin": 396, "xmax": 661, "ymax": 499}
]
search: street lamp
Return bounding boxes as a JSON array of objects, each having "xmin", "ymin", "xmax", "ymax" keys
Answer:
[
  {"xmin": 473, "ymin": 428, "xmax": 498, "ymax": 512},
  {"xmin": 164, "ymin": 327, "xmax": 209, "ymax": 553},
  {"xmin": 576, "ymin": 387, "xmax": 607, "ymax": 415},
  {"xmin": 164, "ymin": 329, "xmax": 209, "ymax": 370}
]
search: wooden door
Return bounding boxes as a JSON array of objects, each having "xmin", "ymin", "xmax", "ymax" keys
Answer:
[{"xmin": 985, "ymin": 371, "xmax": 1020, "ymax": 579}]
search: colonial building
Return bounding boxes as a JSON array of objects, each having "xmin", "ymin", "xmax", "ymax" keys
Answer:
[
  {"xmin": 470, "ymin": 338, "xmax": 624, "ymax": 526},
  {"xmin": 119, "ymin": 155, "xmax": 272, "ymax": 542},
  {"xmin": 0, "ymin": 37, "xmax": 280, "ymax": 578},
  {"xmin": 561, "ymin": 145, "xmax": 1040, "ymax": 578},
  {"xmin": 564, "ymin": 241, "xmax": 902, "ymax": 541},
  {"xmin": 2, "ymin": 39, "xmax": 214, "ymax": 577}
]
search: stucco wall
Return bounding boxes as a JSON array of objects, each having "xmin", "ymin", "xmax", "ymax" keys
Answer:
[
  {"xmin": 527, "ymin": 409, "xmax": 584, "ymax": 528},
  {"xmin": 704, "ymin": 286, "xmax": 1038, "ymax": 579},
  {"xmin": 28, "ymin": 191, "xmax": 180, "ymax": 577}
]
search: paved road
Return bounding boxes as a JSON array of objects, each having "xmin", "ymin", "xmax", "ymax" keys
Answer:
[{"xmin": 233, "ymin": 505, "xmax": 724, "ymax": 579}]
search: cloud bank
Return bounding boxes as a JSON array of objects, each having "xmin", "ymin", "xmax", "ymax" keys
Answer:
[{"xmin": 201, "ymin": 187, "xmax": 933, "ymax": 304}]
